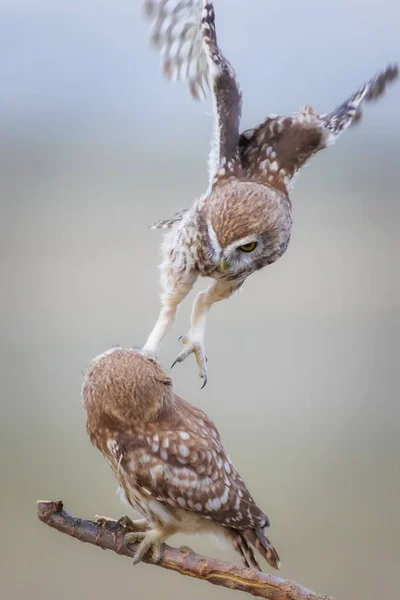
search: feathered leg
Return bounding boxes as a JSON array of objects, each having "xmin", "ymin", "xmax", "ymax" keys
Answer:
[
  {"xmin": 142, "ymin": 270, "xmax": 197, "ymax": 358},
  {"xmin": 172, "ymin": 278, "xmax": 244, "ymax": 387}
]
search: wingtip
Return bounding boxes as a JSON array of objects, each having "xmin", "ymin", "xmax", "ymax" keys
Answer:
[
  {"xmin": 367, "ymin": 63, "xmax": 399, "ymax": 102},
  {"xmin": 386, "ymin": 62, "xmax": 399, "ymax": 77},
  {"xmin": 143, "ymin": 0, "xmax": 155, "ymax": 18},
  {"xmin": 379, "ymin": 63, "xmax": 399, "ymax": 86}
]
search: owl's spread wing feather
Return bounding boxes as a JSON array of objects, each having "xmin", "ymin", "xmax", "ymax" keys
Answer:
[
  {"xmin": 202, "ymin": 2, "xmax": 243, "ymax": 188},
  {"xmin": 321, "ymin": 63, "xmax": 398, "ymax": 134},
  {"xmin": 113, "ymin": 406, "xmax": 269, "ymax": 531},
  {"xmin": 144, "ymin": 0, "xmax": 208, "ymax": 100},
  {"xmin": 144, "ymin": 1, "xmax": 243, "ymax": 189},
  {"xmin": 239, "ymin": 64, "xmax": 398, "ymax": 192}
]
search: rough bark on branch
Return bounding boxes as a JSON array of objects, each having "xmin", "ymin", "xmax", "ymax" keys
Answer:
[{"xmin": 37, "ymin": 500, "xmax": 334, "ymax": 600}]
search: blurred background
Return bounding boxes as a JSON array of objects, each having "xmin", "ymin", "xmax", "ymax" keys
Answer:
[{"xmin": 1, "ymin": 0, "xmax": 399, "ymax": 599}]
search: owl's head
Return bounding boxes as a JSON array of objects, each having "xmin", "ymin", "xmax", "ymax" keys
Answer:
[
  {"xmin": 83, "ymin": 348, "xmax": 173, "ymax": 433},
  {"xmin": 206, "ymin": 181, "xmax": 291, "ymax": 275}
]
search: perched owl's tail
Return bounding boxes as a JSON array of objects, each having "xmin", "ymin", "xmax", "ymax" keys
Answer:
[
  {"xmin": 226, "ymin": 528, "xmax": 281, "ymax": 572},
  {"xmin": 226, "ymin": 529, "xmax": 262, "ymax": 571},
  {"xmin": 245, "ymin": 529, "xmax": 281, "ymax": 571}
]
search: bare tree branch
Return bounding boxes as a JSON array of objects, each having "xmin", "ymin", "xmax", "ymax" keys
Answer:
[{"xmin": 37, "ymin": 500, "xmax": 334, "ymax": 600}]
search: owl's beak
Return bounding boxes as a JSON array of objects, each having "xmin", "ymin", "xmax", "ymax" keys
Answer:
[{"xmin": 220, "ymin": 258, "xmax": 230, "ymax": 273}]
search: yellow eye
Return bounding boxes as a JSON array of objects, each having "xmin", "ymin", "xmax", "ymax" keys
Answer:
[{"xmin": 238, "ymin": 241, "xmax": 257, "ymax": 253}]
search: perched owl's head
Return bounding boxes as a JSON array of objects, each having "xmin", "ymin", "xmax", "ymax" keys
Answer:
[
  {"xmin": 206, "ymin": 181, "xmax": 291, "ymax": 275},
  {"xmin": 83, "ymin": 348, "xmax": 173, "ymax": 433}
]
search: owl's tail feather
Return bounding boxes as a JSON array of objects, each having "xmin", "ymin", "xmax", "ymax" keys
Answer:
[
  {"xmin": 226, "ymin": 529, "xmax": 262, "ymax": 571},
  {"xmin": 245, "ymin": 529, "xmax": 281, "ymax": 571}
]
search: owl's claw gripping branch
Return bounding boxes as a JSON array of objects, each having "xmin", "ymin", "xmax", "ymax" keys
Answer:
[
  {"xmin": 125, "ymin": 530, "xmax": 164, "ymax": 564},
  {"xmin": 117, "ymin": 515, "xmax": 148, "ymax": 532},
  {"xmin": 171, "ymin": 336, "xmax": 208, "ymax": 387}
]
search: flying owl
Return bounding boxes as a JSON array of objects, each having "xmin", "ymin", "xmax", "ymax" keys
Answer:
[
  {"xmin": 83, "ymin": 347, "xmax": 281, "ymax": 571},
  {"xmin": 141, "ymin": 1, "xmax": 398, "ymax": 386}
]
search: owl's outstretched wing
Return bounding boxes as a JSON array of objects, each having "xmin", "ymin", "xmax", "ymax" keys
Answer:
[
  {"xmin": 201, "ymin": 2, "xmax": 243, "ymax": 188},
  {"xmin": 147, "ymin": 1, "xmax": 243, "ymax": 227},
  {"xmin": 239, "ymin": 64, "xmax": 398, "ymax": 192},
  {"xmin": 144, "ymin": 0, "xmax": 208, "ymax": 100}
]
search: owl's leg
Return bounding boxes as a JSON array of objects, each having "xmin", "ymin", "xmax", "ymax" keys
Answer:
[
  {"xmin": 172, "ymin": 278, "xmax": 242, "ymax": 387},
  {"xmin": 142, "ymin": 272, "xmax": 197, "ymax": 358},
  {"xmin": 125, "ymin": 528, "xmax": 171, "ymax": 565}
]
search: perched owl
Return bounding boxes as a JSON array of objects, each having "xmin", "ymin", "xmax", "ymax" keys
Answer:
[
  {"xmin": 83, "ymin": 347, "xmax": 280, "ymax": 571},
  {"xmin": 141, "ymin": 1, "xmax": 398, "ymax": 386}
]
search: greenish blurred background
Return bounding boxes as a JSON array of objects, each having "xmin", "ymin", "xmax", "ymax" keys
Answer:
[{"xmin": 1, "ymin": 1, "xmax": 399, "ymax": 599}]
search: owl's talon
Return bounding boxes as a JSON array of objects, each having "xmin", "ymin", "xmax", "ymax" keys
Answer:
[
  {"xmin": 95, "ymin": 515, "xmax": 113, "ymax": 528},
  {"xmin": 150, "ymin": 542, "xmax": 163, "ymax": 564},
  {"xmin": 117, "ymin": 515, "xmax": 149, "ymax": 532},
  {"xmin": 170, "ymin": 357, "xmax": 181, "ymax": 369},
  {"xmin": 172, "ymin": 338, "xmax": 208, "ymax": 386},
  {"xmin": 132, "ymin": 549, "xmax": 146, "ymax": 566},
  {"xmin": 125, "ymin": 531, "xmax": 146, "ymax": 545},
  {"xmin": 117, "ymin": 515, "xmax": 135, "ymax": 530},
  {"xmin": 126, "ymin": 531, "xmax": 164, "ymax": 565},
  {"xmin": 200, "ymin": 373, "xmax": 208, "ymax": 389}
]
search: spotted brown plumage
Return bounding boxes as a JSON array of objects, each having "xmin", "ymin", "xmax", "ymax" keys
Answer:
[
  {"xmin": 83, "ymin": 347, "xmax": 280, "ymax": 570},
  {"xmin": 142, "ymin": 1, "xmax": 398, "ymax": 386}
]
